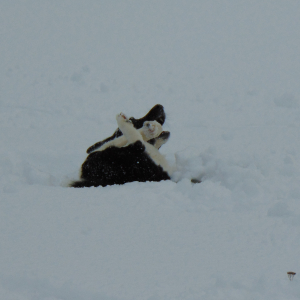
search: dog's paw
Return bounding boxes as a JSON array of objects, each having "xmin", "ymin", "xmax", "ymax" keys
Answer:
[
  {"xmin": 116, "ymin": 112, "xmax": 126, "ymax": 119},
  {"xmin": 116, "ymin": 112, "xmax": 127, "ymax": 123},
  {"xmin": 116, "ymin": 113, "xmax": 133, "ymax": 127},
  {"xmin": 120, "ymin": 112, "xmax": 127, "ymax": 120}
]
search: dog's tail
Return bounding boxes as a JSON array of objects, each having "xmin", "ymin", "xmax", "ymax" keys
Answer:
[{"xmin": 69, "ymin": 180, "xmax": 102, "ymax": 188}]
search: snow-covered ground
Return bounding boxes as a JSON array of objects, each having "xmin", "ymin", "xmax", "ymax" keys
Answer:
[{"xmin": 1, "ymin": 1, "xmax": 300, "ymax": 299}]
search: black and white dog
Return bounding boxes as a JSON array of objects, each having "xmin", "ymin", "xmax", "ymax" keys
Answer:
[{"xmin": 70, "ymin": 105, "xmax": 172, "ymax": 188}]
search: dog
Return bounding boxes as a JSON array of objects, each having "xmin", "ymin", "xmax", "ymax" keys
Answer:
[{"xmin": 70, "ymin": 106, "xmax": 171, "ymax": 188}]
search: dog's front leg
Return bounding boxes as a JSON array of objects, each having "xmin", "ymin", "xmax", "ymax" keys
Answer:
[{"xmin": 116, "ymin": 113, "xmax": 143, "ymax": 144}]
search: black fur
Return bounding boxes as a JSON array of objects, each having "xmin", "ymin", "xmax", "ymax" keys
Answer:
[
  {"xmin": 71, "ymin": 141, "xmax": 170, "ymax": 188},
  {"xmin": 86, "ymin": 104, "xmax": 166, "ymax": 154},
  {"xmin": 148, "ymin": 131, "xmax": 170, "ymax": 149}
]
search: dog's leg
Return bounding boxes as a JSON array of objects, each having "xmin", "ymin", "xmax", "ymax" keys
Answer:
[
  {"xmin": 97, "ymin": 135, "xmax": 128, "ymax": 151},
  {"xmin": 116, "ymin": 113, "xmax": 143, "ymax": 144},
  {"xmin": 142, "ymin": 141, "xmax": 173, "ymax": 175}
]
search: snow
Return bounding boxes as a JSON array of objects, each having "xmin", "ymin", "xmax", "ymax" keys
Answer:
[{"xmin": 1, "ymin": 1, "xmax": 300, "ymax": 299}]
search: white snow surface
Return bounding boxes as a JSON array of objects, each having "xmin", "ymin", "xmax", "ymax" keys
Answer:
[{"xmin": 1, "ymin": 1, "xmax": 300, "ymax": 299}]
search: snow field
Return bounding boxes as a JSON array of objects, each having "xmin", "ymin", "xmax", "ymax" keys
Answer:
[{"xmin": 1, "ymin": 1, "xmax": 300, "ymax": 299}]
